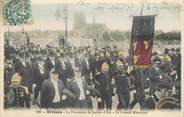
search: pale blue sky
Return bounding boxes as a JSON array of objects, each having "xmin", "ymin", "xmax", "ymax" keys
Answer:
[{"xmin": 6, "ymin": 3, "xmax": 181, "ymax": 32}]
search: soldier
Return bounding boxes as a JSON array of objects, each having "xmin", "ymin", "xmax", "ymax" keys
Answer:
[
  {"xmin": 95, "ymin": 60, "xmax": 113, "ymax": 109},
  {"xmin": 10, "ymin": 72, "xmax": 30, "ymax": 108},
  {"xmin": 163, "ymin": 48, "xmax": 172, "ymax": 63},
  {"xmin": 113, "ymin": 57, "xmax": 130, "ymax": 110}
]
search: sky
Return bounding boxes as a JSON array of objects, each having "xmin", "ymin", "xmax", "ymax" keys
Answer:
[{"xmin": 4, "ymin": 1, "xmax": 181, "ymax": 32}]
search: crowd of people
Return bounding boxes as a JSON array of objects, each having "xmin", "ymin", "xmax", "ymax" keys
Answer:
[{"xmin": 4, "ymin": 41, "xmax": 181, "ymax": 110}]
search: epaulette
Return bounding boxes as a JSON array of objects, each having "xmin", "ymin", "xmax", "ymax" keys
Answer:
[
  {"xmin": 20, "ymin": 85, "xmax": 29, "ymax": 95},
  {"xmin": 121, "ymin": 73, "xmax": 127, "ymax": 77}
]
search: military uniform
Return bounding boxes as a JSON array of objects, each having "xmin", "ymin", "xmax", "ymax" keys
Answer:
[
  {"xmin": 11, "ymin": 73, "xmax": 30, "ymax": 108},
  {"xmin": 12, "ymin": 86, "xmax": 30, "ymax": 108},
  {"xmin": 113, "ymin": 59, "xmax": 130, "ymax": 109},
  {"xmin": 95, "ymin": 59, "xmax": 113, "ymax": 109}
]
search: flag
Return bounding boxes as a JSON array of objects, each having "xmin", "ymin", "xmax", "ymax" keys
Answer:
[{"xmin": 130, "ymin": 15, "xmax": 155, "ymax": 69}]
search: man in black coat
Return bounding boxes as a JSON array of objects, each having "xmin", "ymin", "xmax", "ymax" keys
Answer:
[
  {"xmin": 21, "ymin": 61, "xmax": 34, "ymax": 94},
  {"xmin": 81, "ymin": 55, "xmax": 91, "ymax": 86},
  {"xmin": 74, "ymin": 52, "xmax": 82, "ymax": 71},
  {"xmin": 113, "ymin": 59, "xmax": 130, "ymax": 109},
  {"xmin": 64, "ymin": 57, "xmax": 75, "ymax": 80},
  {"xmin": 54, "ymin": 56, "xmax": 67, "ymax": 85},
  {"xmin": 115, "ymin": 74, "xmax": 130, "ymax": 109},
  {"xmin": 95, "ymin": 59, "xmax": 113, "ymax": 109},
  {"xmin": 173, "ymin": 49, "xmax": 181, "ymax": 80},
  {"xmin": 88, "ymin": 52, "xmax": 96, "ymax": 84},
  {"xmin": 31, "ymin": 58, "xmax": 44, "ymax": 104},
  {"xmin": 67, "ymin": 69, "xmax": 101, "ymax": 109},
  {"xmin": 129, "ymin": 69, "xmax": 146, "ymax": 110},
  {"xmin": 148, "ymin": 57, "xmax": 161, "ymax": 96},
  {"xmin": 66, "ymin": 71, "xmax": 89, "ymax": 108},
  {"xmin": 43, "ymin": 55, "xmax": 54, "ymax": 79},
  {"xmin": 41, "ymin": 68, "xmax": 75, "ymax": 108}
]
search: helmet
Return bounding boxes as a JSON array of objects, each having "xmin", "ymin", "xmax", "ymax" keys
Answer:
[
  {"xmin": 11, "ymin": 73, "xmax": 22, "ymax": 86},
  {"xmin": 153, "ymin": 56, "xmax": 161, "ymax": 63},
  {"xmin": 100, "ymin": 52, "xmax": 105, "ymax": 57},
  {"xmin": 116, "ymin": 60, "xmax": 124, "ymax": 68},
  {"xmin": 101, "ymin": 62, "xmax": 109, "ymax": 73}
]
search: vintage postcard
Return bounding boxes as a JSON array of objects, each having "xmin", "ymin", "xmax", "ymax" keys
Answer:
[{"xmin": 1, "ymin": 0, "xmax": 183, "ymax": 117}]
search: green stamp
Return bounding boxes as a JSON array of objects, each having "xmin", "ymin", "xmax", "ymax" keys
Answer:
[{"xmin": 3, "ymin": 0, "xmax": 32, "ymax": 25}]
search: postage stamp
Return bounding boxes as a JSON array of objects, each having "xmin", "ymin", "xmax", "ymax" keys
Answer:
[{"xmin": 3, "ymin": 0, "xmax": 32, "ymax": 25}]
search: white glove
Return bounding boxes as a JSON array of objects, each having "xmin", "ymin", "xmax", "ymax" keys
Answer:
[
  {"xmin": 62, "ymin": 95, "xmax": 67, "ymax": 100},
  {"xmin": 86, "ymin": 90, "xmax": 90, "ymax": 95},
  {"xmin": 159, "ymin": 75, "xmax": 163, "ymax": 79}
]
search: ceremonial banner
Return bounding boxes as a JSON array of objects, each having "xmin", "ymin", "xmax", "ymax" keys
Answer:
[{"xmin": 130, "ymin": 15, "xmax": 155, "ymax": 69}]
